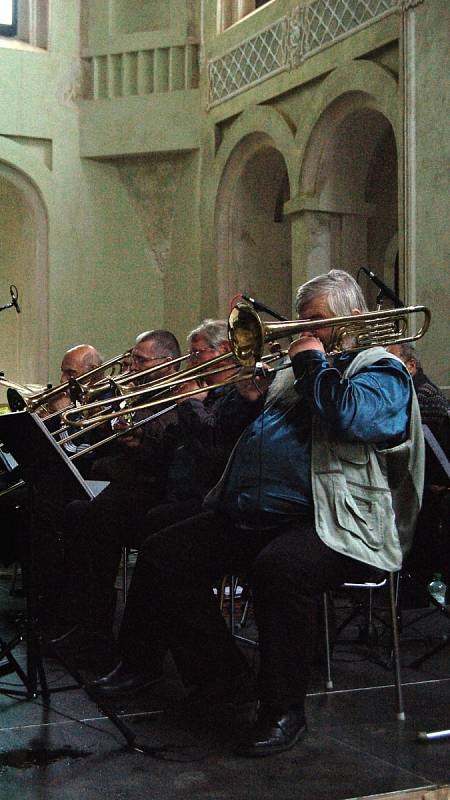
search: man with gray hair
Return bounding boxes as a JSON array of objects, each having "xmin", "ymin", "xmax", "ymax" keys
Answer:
[
  {"xmin": 187, "ymin": 318, "xmax": 237, "ymax": 390},
  {"xmin": 93, "ymin": 270, "xmax": 424, "ymax": 758}
]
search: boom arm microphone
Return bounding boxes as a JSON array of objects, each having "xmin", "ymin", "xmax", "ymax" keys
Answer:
[
  {"xmin": 360, "ymin": 268, "xmax": 404, "ymax": 307},
  {"xmin": 241, "ymin": 294, "xmax": 287, "ymax": 321},
  {"xmin": 0, "ymin": 285, "xmax": 20, "ymax": 313},
  {"xmin": 10, "ymin": 285, "xmax": 21, "ymax": 313}
]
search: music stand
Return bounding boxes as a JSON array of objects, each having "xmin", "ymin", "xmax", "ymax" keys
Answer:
[
  {"xmin": 412, "ymin": 424, "xmax": 450, "ymax": 742},
  {"xmin": 0, "ymin": 411, "xmax": 160, "ymax": 752}
]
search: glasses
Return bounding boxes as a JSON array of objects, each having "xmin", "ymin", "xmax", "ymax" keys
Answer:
[
  {"xmin": 131, "ymin": 355, "xmax": 163, "ymax": 366},
  {"xmin": 189, "ymin": 347, "xmax": 215, "ymax": 359}
]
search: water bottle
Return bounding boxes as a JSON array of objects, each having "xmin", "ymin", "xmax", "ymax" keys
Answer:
[{"xmin": 428, "ymin": 573, "xmax": 447, "ymax": 606}]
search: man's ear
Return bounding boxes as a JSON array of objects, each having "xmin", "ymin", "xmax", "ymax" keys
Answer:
[
  {"xmin": 351, "ymin": 308, "xmax": 363, "ymax": 316},
  {"xmin": 405, "ymin": 358, "xmax": 417, "ymax": 376},
  {"xmin": 219, "ymin": 341, "xmax": 232, "ymax": 354}
]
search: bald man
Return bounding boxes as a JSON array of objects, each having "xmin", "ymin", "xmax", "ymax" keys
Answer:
[{"xmin": 46, "ymin": 344, "xmax": 103, "ymax": 414}]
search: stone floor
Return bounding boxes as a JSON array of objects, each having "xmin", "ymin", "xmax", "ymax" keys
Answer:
[{"xmin": 0, "ymin": 569, "xmax": 449, "ymax": 800}]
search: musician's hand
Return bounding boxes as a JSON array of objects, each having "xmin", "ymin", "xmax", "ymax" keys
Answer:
[
  {"xmin": 289, "ymin": 334, "xmax": 325, "ymax": 359},
  {"xmin": 113, "ymin": 417, "xmax": 143, "ymax": 448},
  {"xmin": 176, "ymin": 379, "xmax": 209, "ymax": 403},
  {"xmin": 45, "ymin": 391, "xmax": 71, "ymax": 414},
  {"xmin": 237, "ymin": 374, "xmax": 272, "ymax": 402}
]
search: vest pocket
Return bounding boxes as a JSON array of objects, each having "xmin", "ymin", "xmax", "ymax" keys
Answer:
[
  {"xmin": 329, "ymin": 441, "xmax": 369, "ymax": 465},
  {"xmin": 333, "ymin": 479, "xmax": 388, "ymax": 550}
]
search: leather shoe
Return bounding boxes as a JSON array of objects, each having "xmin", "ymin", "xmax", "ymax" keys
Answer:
[
  {"xmin": 234, "ymin": 704, "xmax": 306, "ymax": 757},
  {"xmin": 88, "ymin": 661, "xmax": 162, "ymax": 697}
]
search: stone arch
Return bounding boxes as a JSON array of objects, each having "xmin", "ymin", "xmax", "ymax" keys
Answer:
[
  {"xmin": 213, "ymin": 107, "xmax": 297, "ymax": 317},
  {"xmin": 0, "ymin": 146, "xmax": 50, "ymax": 399},
  {"xmin": 287, "ymin": 61, "xmax": 400, "ymax": 301}
]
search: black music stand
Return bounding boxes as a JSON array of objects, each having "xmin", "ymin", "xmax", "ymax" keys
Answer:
[
  {"xmin": 0, "ymin": 411, "xmax": 161, "ymax": 753},
  {"xmin": 413, "ymin": 424, "xmax": 450, "ymax": 742}
]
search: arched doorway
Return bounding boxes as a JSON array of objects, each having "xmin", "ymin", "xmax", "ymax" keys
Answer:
[
  {"xmin": 216, "ymin": 134, "xmax": 292, "ymax": 319},
  {"xmin": 0, "ymin": 164, "xmax": 48, "ymax": 404},
  {"xmin": 297, "ymin": 102, "xmax": 398, "ymax": 308}
]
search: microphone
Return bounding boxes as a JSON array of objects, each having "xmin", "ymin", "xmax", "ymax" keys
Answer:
[
  {"xmin": 241, "ymin": 294, "xmax": 287, "ymax": 321},
  {"xmin": 360, "ymin": 268, "xmax": 403, "ymax": 307},
  {"xmin": 10, "ymin": 285, "xmax": 21, "ymax": 313}
]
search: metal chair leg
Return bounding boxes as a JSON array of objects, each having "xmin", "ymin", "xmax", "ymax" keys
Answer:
[
  {"xmin": 122, "ymin": 546, "xmax": 128, "ymax": 601},
  {"xmin": 389, "ymin": 571, "xmax": 405, "ymax": 720},
  {"xmin": 323, "ymin": 592, "xmax": 334, "ymax": 690},
  {"xmin": 323, "ymin": 573, "xmax": 404, "ymax": 719}
]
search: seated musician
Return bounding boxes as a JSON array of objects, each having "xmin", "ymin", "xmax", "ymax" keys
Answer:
[
  {"xmin": 92, "ymin": 269, "xmax": 424, "ymax": 759},
  {"xmin": 42, "ymin": 344, "xmax": 105, "ymax": 476},
  {"xmin": 55, "ymin": 323, "xmax": 237, "ymax": 669},
  {"xmin": 46, "ymin": 344, "xmax": 103, "ymax": 414},
  {"xmin": 388, "ymin": 342, "xmax": 449, "ymax": 602},
  {"xmin": 0, "ymin": 343, "xmax": 103, "ymax": 573}
]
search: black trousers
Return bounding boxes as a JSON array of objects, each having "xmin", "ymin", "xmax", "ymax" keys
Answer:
[
  {"xmin": 62, "ymin": 486, "xmax": 201, "ymax": 631},
  {"xmin": 119, "ymin": 511, "xmax": 375, "ymax": 708}
]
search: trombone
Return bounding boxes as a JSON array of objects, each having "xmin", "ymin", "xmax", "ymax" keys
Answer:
[
  {"xmin": 67, "ymin": 351, "xmax": 191, "ymax": 404},
  {"xmin": 61, "ymin": 300, "xmax": 431, "ymax": 433},
  {"xmin": 1, "ymin": 348, "xmax": 133, "ymax": 413},
  {"xmin": 61, "ymin": 351, "xmax": 239, "ymax": 430},
  {"xmin": 228, "ymin": 301, "xmax": 432, "ymax": 366}
]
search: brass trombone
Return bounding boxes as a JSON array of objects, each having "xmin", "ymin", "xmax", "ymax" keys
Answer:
[
  {"xmin": 61, "ymin": 302, "xmax": 431, "ymax": 432},
  {"xmin": 68, "ymin": 351, "xmax": 190, "ymax": 405},
  {"xmin": 1, "ymin": 349, "xmax": 133, "ymax": 413},
  {"xmin": 228, "ymin": 301, "xmax": 431, "ymax": 367},
  {"xmin": 61, "ymin": 351, "xmax": 239, "ymax": 430}
]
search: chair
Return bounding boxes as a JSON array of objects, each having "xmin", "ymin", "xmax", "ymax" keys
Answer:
[
  {"xmin": 220, "ymin": 575, "xmax": 258, "ymax": 648},
  {"xmin": 223, "ymin": 571, "xmax": 405, "ymax": 718},
  {"xmin": 323, "ymin": 571, "xmax": 405, "ymax": 720},
  {"xmin": 120, "ymin": 546, "xmax": 138, "ymax": 601}
]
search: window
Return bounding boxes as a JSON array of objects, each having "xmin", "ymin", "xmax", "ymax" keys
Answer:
[
  {"xmin": 0, "ymin": 1, "xmax": 48, "ymax": 49},
  {"xmin": 220, "ymin": 0, "xmax": 273, "ymax": 32},
  {"xmin": 0, "ymin": 0, "xmax": 18, "ymax": 37}
]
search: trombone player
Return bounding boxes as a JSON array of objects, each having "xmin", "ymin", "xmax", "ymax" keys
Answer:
[
  {"xmin": 45, "ymin": 344, "xmax": 104, "ymax": 413},
  {"xmin": 56, "ymin": 324, "xmax": 235, "ymax": 669},
  {"xmin": 44, "ymin": 344, "xmax": 106, "ymax": 474},
  {"xmin": 93, "ymin": 270, "xmax": 425, "ymax": 759}
]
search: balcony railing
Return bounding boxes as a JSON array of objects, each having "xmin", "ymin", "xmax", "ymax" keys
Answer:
[
  {"xmin": 207, "ymin": 0, "xmax": 413, "ymax": 107},
  {"xmin": 83, "ymin": 43, "xmax": 199, "ymax": 101}
]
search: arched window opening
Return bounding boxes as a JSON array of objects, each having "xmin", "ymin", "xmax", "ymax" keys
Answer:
[{"xmin": 216, "ymin": 140, "xmax": 292, "ymax": 318}]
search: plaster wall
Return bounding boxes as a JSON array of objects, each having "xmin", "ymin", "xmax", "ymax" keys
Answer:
[
  {"xmin": 0, "ymin": 1, "xmax": 201, "ymax": 389},
  {"xmin": 0, "ymin": 180, "xmax": 33, "ymax": 404},
  {"xmin": 412, "ymin": 0, "xmax": 449, "ymax": 388},
  {"xmin": 0, "ymin": 0, "xmax": 447, "ymax": 394}
]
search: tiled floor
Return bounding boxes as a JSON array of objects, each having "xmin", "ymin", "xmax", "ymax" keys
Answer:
[{"xmin": 0, "ymin": 570, "xmax": 449, "ymax": 800}]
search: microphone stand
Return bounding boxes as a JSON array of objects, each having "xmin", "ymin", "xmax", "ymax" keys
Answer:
[{"xmin": 241, "ymin": 294, "xmax": 288, "ymax": 321}]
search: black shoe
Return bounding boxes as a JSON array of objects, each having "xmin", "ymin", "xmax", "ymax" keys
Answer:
[
  {"xmin": 234, "ymin": 704, "xmax": 307, "ymax": 757},
  {"xmin": 89, "ymin": 661, "xmax": 163, "ymax": 696},
  {"xmin": 47, "ymin": 623, "xmax": 81, "ymax": 645}
]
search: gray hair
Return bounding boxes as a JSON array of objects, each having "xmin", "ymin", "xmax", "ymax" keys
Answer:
[
  {"xmin": 187, "ymin": 319, "xmax": 228, "ymax": 350},
  {"xmin": 391, "ymin": 341, "xmax": 421, "ymax": 369},
  {"xmin": 135, "ymin": 329, "xmax": 181, "ymax": 360},
  {"xmin": 295, "ymin": 269, "xmax": 369, "ymax": 317}
]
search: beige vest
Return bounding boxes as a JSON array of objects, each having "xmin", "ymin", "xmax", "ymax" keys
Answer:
[{"xmin": 312, "ymin": 347, "xmax": 424, "ymax": 571}]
